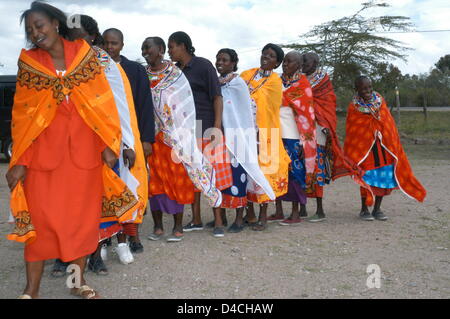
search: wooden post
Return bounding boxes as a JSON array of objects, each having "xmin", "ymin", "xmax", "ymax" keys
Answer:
[
  {"xmin": 395, "ymin": 86, "xmax": 401, "ymax": 127},
  {"xmin": 423, "ymin": 80, "xmax": 428, "ymax": 121}
]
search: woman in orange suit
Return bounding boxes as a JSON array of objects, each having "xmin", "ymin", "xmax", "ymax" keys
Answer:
[{"xmin": 6, "ymin": 2, "xmax": 128, "ymax": 299}]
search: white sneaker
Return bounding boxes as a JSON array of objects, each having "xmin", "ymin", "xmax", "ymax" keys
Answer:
[
  {"xmin": 115, "ymin": 243, "xmax": 134, "ymax": 264},
  {"xmin": 100, "ymin": 244, "xmax": 108, "ymax": 261}
]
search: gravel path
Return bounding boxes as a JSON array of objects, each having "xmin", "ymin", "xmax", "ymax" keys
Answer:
[{"xmin": 0, "ymin": 151, "xmax": 448, "ymax": 299}]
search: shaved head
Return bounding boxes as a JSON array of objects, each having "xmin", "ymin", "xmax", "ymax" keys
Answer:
[
  {"xmin": 355, "ymin": 75, "xmax": 372, "ymax": 88},
  {"xmin": 303, "ymin": 52, "xmax": 319, "ymax": 64},
  {"xmin": 302, "ymin": 52, "xmax": 320, "ymax": 75},
  {"xmin": 285, "ymin": 50, "xmax": 303, "ymax": 64}
]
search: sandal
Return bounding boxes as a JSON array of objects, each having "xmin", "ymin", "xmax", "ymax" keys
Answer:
[
  {"xmin": 17, "ymin": 294, "xmax": 32, "ymax": 299},
  {"xmin": 279, "ymin": 218, "xmax": 302, "ymax": 226},
  {"xmin": 88, "ymin": 255, "xmax": 108, "ymax": 276},
  {"xmin": 147, "ymin": 232, "xmax": 163, "ymax": 241},
  {"xmin": 267, "ymin": 214, "xmax": 284, "ymax": 222},
  {"xmin": 71, "ymin": 285, "xmax": 100, "ymax": 299},
  {"xmin": 166, "ymin": 231, "xmax": 184, "ymax": 242},
  {"xmin": 50, "ymin": 259, "xmax": 69, "ymax": 278},
  {"xmin": 252, "ymin": 221, "xmax": 267, "ymax": 231},
  {"xmin": 148, "ymin": 228, "xmax": 164, "ymax": 241}
]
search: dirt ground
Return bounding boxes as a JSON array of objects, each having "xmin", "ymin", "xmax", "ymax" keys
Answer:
[{"xmin": 0, "ymin": 144, "xmax": 448, "ymax": 299}]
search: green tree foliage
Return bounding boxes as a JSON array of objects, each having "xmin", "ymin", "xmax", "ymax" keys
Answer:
[
  {"xmin": 282, "ymin": 1, "xmax": 413, "ymax": 108},
  {"xmin": 399, "ymin": 68, "xmax": 450, "ymax": 107},
  {"xmin": 435, "ymin": 54, "xmax": 450, "ymax": 73},
  {"xmin": 282, "ymin": 1, "xmax": 450, "ymax": 108}
]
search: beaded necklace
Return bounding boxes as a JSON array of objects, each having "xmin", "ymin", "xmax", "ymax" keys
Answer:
[
  {"xmin": 219, "ymin": 72, "xmax": 238, "ymax": 85},
  {"xmin": 306, "ymin": 68, "xmax": 326, "ymax": 88},
  {"xmin": 353, "ymin": 91, "xmax": 382, "ymax": 120},
  {"xmin": 146, "ymin": 60, "xmax": 170, "ymax": 87},
  {"xmin": 245, "ymin": 68, "xmax": 272, "ymax": 94},
  {"xmin": 281, "ymin": 71, "xmax": 301, "ymax": 88}
]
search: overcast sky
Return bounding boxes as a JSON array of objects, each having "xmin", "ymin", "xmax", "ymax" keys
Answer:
[{"xmin": 0, "ymin": 0, "xmax": 449, "ymax": 77}]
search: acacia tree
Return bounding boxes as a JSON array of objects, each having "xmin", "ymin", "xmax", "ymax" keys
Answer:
[
  {"xmin": 282, "ymin": 1, "xmax": 413, "ymax": 91},
  {"xmin": 435, "ymin": 54, "xmax": 450, "ymax": 73}
]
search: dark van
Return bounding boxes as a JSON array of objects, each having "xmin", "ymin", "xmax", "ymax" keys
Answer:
[{"xmin": 0, "ymin": 75, "xmax": 15, "ymax": 161}]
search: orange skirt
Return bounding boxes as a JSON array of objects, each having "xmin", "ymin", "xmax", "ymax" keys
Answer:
[
  {"xmin": 197, "ymin": 138, "xmax": 233, "ymax": 191},
  {"xmin": 148, "ymin": 133, "xmax": 196, "ymax": 204},
  {"xmin": 23, "ymin": 151, "xmax": 103, "ymax": 262}
]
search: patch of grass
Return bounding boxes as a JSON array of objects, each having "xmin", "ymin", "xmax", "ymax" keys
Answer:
[
  {"xmin": 336, "ymin": 111, "xmax": 450, "ymax": 141},
  {"xmin": 396, "ymin": 112, "xmax": 450, "ymax": 140},
  {"xmin": 402, "ymin": 144, "xmax": 450, "ymax": 161},
  {"xmin": 336, "ymin": 110, "xmax": 450, "ymax": 161}
]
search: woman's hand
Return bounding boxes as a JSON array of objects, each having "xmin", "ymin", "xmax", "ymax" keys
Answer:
[
  {"xmin": 142, "ymin": 142, "xmax": 152, "ymax": 158},
  {"xmin": 6, "ymin": 165, "xmax": 27, "ymax": 191},
  {"xmin": 102, "ymin": 147, "xmax": 118, "ymax": 168},
  {"xmin": 123, "ymin": 148, "xmax": 136, "ymax": 169}
]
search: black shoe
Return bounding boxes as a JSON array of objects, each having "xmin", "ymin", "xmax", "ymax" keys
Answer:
[
  {"xmin": 213, "ymin": 227, "xmax": 225, "ymax": 238},
  {"xmin": 50, "ymin": 259, "xmax": 69, "ymax": 278},
  {"xmin": 206, "ymin": 220, "xmax": 228, "ymax": 228},
  {"xmin": 228, "ymin": 223, "xmax": 245, "ymax": 233},
  {"xmin": 129, "ymin": 241, "xmax": 144, "ymax": 253},
  {"xmin": 88, "ymin": 255, "xmax": 108, "ymax": 276},
  {"xmin": 360, "ymin": 210, "xmax": 374, "ymax": 221},
  {"xmin": 183, "ymin": 222, "xmax": 204, "ymax": 232},
  {"xmin": 372, "ymin": 211, "xmax": 388, "ymax": 221}
]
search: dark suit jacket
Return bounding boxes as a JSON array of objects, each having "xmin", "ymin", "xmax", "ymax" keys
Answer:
[{"xmin": 119, "ymin": 55, "xmax": 155, "ymax": 143}]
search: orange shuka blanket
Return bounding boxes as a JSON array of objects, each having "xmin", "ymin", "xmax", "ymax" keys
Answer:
[
  {"xmin": 8, "ymin": 38, "xmax": 139, "ymax": 244},
  {"xmin": 309, "ymin": 71, "xmax": 371, "ymax": 202},
  {"xmin": 310, "ymin": 72, "xmax": 361, "ymax": 180},
  {"xmin": 344, "ymin": 93, "xmax": 426, "ymax": 203}
]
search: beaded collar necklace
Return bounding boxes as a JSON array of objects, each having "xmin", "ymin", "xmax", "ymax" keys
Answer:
[
  {"xmin": 281, "ymin": 71, "xmax": 301, "ymax": 88},
  {"xmin": 306, "ymin": 68, "xmax": 326, "ymax": 88},
  {"xmin": 257, "ymin": 68, "xmax": 273, "ymax": 78},
  {"xmin": 353, "ymin": 91, "xmax": 382, "ymax": 120},
  {"xmin": 146, "ymin": 60, "xmax": 170, "ymax": 81},
  {"xmin": 245, "ymin": 68, "xmax": 272, "ymax": 94},
  {"xmin": 219, "ymin": 72, "xmax": 238, "ymax": 85}
]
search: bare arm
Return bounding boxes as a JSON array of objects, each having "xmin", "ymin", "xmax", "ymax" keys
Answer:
[{"xmin": 213, "ymin": 95, "xmax": 223, "ymax": 130}]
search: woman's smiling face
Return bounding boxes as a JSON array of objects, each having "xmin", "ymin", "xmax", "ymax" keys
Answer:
[
  {"xmin": 25, "ymin": 11, "xmax": 60, "ymax": 51},
  {"xmin": 216, "ymin": 52, "xmax": 235, "ymax": 76},
  {"xmin": 260, "ymin": 47, "xmax": 278, "ymax": 71}
]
